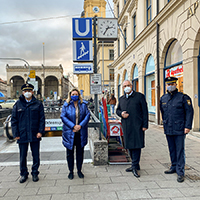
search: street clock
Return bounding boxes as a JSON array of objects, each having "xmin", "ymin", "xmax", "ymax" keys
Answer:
[
  {"xmin": 93, "ymin": 6, "xmax": 99, "ymax": 13},
  {"xmin": 98, "ymin": 18, "xmax": 118, "ymax": 40}
]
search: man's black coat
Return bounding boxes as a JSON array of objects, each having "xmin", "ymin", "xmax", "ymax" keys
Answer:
[
  {"xmin": 11, "ymin": 95, "xmax": 45, "ymax": 143},
  {"xmin": 116, "ymin": 91, "xmax": 148, "ymax": 149}
]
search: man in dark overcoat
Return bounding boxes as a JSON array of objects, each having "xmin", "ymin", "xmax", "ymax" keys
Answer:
[
  {"xmin": 11, "ymin": 83, "xmax": 45, "ymax": 183},
  {"xmin": 160, "ymin": 76, "xmax": 194, "ymax": 182},
  {"xmin": 116, "ymin": 80, "xmax": 148, "ymax": 178}
]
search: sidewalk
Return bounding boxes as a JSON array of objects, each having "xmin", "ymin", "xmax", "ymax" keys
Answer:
[{"xmin": 1, "ymin": 124, "xmax": 200, "ymax": 200}]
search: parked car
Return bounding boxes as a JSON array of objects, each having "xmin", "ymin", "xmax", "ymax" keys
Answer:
[{"xmin": 0, "ymin": 99, "xmax": 17, "ymax": 109}]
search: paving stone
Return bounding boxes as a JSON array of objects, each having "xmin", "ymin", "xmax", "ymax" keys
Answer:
[
  {"xmin": 84, "ymin": 191, "xmax": 118, "ymax": 200},
  {"xmin": 26, "ymin": 179, "xmax": 56, "ymax": 188},
  {"xmin": 5, "ymin": 188, "xmax": 39, "ymax": 197},
  {"xmin": 18, "ymin": 195, "xmax": 51, "ymax": 200},
  {"xmin": 0, "ymin": 197, "xmax": 18, "ymax": 200},
  {"xmin": 38, "ymin": 186, "xmax": 69, "ymax": 195},
  {"xmin": 178, "ymin": 187, "xmax": 200, "ymax": 196},
  {"xmin": 83, "ymin": 177, "xmax": 111, "ymax": 184},
  {"xmin": 0, "ymin": 188, "xmax": 9, "ymax": 197},
  {"xmin": 148, "ymin": 188, "xmax": 184, "ymax": 198},
  {"xmin": 156, "ymin": 180, "xmax": 189, "ymax": 188},
  {"xmin": 51, "ymin": 193, "xmax": 84, "ymax": 200},
  {"xmin": 128, "ymin": 181, "xmax": 160, "ymax": 190},
  {"xmin": 69, "ymin": 184, "xmax": 99, "ymax": 193},
  {"xmin": 56, "ymin": 179, "xmax": 84, "ymax": 186},
  {"xmin": 99, "ymin": 183, "xmax": 130, "ymax": 191},
  {"xmin": 117, "ymin": 189, "xmax": 151, "ymax": 199}
]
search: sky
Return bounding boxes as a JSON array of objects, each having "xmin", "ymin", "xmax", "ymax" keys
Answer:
[{"xmin": 0, "ymin": 0, "xmax": 114, "ymax": 82}]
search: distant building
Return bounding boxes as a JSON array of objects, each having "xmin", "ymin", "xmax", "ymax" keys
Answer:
[
  {"xmin": 0, "ymin": 78, "xmax": 7, "ymax": 100},
  {"xmin": 6, "ymin": 64, "xmax": 74, "ymax": 99}
]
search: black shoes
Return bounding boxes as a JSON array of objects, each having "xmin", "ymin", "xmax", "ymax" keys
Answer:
[
  {"xmin": 68, "ymin": 172, "xmax": 74, "ymax": 180},
  {"xmin": 164, "ymin": 169, "xmax": 176, "ymax": 174},
  {"xmin": 126, "ymin": 167, "xmax": 133, "ymax": 172},
  {"xmin": 177, "ymin": 175, "xmax": 184, "ymax": 183},
  {"xmin": 77, "ymin": 171, "xmax": 84, "ymax": 178},
  {"xmin": 126, "ymin": 165, "xmax": 140, "ymax": 172},
  {"xmin": 132, "ymin": 169, "xmax": 140, "ymax": 178},
  {"xmin": 19, "ymin": 175, "xmax": 28, "ymax": 183},
  {"xmin": 32, "ymin": 175, "xmax": 39, "ymax": 182}
]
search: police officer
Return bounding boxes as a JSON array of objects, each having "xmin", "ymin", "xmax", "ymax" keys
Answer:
[
  {"xmin": 160, "ymin": 77, "xmax": 194, "ymax": 182},
  {"xmin": 11, "ymin": 83, "xmax": 45, "ymax": 183}
]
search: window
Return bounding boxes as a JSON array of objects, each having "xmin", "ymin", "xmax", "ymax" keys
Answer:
[
  {"xmin": 117, "ymin": 4, "xmax": 119, "ymax": 18},
  {"xmin": 164, "ymin": 40, "xmax": 183, "ymax": 92},
  {"xmin": 109, "ymin": 49, "xmax": 114, "ymax": 60},
  {"xmin": 132, "ymin": 65, "xmax": 139, "ymax": 91},
  {"xmin": 124, "ymin": 71, "xmax": 128, "ymax": 80},
  {"xmin": 109, "ymin": 69, "xmax": 114, "ymax": 81},
  {"xmin": 133, "ymin": 15, "xmax": 136, "ymax": 40},
  {"xmin": 124, "ymin": 28, "xmax": 127, "ymax": 50},
  {"xmin": 118, "ymin": 39, "xmax": 120, "ymax": 57},
  {"xmin": 146, "ymin": 0, "xmax": 152, "ymax": 25},
  {"xmin": 145, "ymin": 55, "xmax": 155, "ymax": 113}
]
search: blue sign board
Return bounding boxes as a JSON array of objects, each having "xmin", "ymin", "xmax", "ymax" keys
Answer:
[
  {"xmin": 73, "ymin": 40, "xmax": 93, "ymax": 62},
  {"xmin": 72, "ymin": 18, "xmax": 92, "ymax": 39},
  {"xmin": 73, "ymin": 63, "xmax": 93, "ymax": 74}
]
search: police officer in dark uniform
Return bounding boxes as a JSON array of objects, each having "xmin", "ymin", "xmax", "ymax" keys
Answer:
[
  {"xmin": 11, "ymin": 83, "xmax": 45, "ymax": 183},
  {"xmin": 160, "ymin": 77, "xmax": 194, "ymax": 182}
]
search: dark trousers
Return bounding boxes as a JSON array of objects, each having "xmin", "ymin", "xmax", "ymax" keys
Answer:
[
  {"xmin": 129, "ymin": 148, "xmax": 141, "ymax": 170},
  {"xmin": 19, "ymin": 141, "xmax": 40, "ymax": 177},
  {"xmin": 166, "ymin": 134, "xmax": 185, "ymax": 176},
  {"xmin": 67, "ymin": 132, "xmax": 84, "ymax": 172}
]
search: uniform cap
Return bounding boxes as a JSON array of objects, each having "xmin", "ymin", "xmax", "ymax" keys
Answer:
[
  {"xmin": 21, "ymin": 83, "xmax": 34, "ymax": 91},
  {"xmin": 165, "ymin": 76, "xmax": 178, "ymax": 84}
]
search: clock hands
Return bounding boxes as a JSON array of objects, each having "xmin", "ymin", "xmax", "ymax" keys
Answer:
[{"xmin": 103, "ymin": 25, "xmax": 113, "ymax": 35}]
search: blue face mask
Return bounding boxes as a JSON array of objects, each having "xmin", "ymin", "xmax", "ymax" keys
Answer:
[{"xmin": 71, "ymin": 95, "xmax": 79, "ymax": 101}]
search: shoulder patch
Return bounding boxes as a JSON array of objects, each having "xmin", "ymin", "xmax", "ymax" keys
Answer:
[{"xmin": 187, "ymin": 99, "xmax": 191, "ymax": 105}]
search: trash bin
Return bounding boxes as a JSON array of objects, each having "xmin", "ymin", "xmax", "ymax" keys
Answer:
[{"xmin": 107, "ymin": 105, "xmax": 111, "ymax": 117}]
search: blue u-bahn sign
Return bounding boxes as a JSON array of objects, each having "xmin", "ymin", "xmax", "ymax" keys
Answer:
[
  {"xmin": 72, "ymin": 18, "xmax": 92, "ymax": 39},
  {"xmin": 73, "ymin": 40, "xmax": 93, "ymax": 62}
]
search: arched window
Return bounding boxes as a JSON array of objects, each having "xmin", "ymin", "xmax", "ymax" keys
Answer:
[
  {"xmin": 132, "ymin": 65, "xmax": 139, "ymax": 91},
  {"xmin": 118, "ymin": 75, "xmax": 121, "ymax": 100},
  {"xmin": 145, "ymin": 55, "xmax": 155, "ymax": 113},
  {"xmin": 164, "ymin": 40, "xmax": 183, "ymax": 92},
  {"xmin": 124, "ymin": 71, "xmax": 128, "ymax": 81}
]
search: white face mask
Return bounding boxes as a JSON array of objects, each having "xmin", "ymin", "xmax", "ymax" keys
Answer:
[
  {"xmin": 24, "ymin": 92, "xmax": 32, "ymax": 99},
  {"xmin": 124, "ymin": 86, "xmax": 132, "ymax": 94}
]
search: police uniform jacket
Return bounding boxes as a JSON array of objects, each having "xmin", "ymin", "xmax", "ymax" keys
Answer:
[
  {"xmin": 116, "ymin": 91, "xmax": 148, "ymax": 149},
  {"xmin": 160, "ymin": 89, "xmax": 194, "ymax": 135},
  {"xmin": 60, "ymin": 100, "xmax": 90, "ymax": 150},
  {"xmin": 11, "ymin": 95, "xmax": 45, "ymax": 143}
]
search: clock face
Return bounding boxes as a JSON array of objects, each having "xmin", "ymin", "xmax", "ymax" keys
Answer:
[
  {"xmin": 93, "ymin": 6, "xmax": 99, "ymax": 13},
  {"xmin": 98, "ymin": 18, "xmax": 118, "ymax": 40}
]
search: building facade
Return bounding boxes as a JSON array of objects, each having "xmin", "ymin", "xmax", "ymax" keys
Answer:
[
  {"xmin": 0, "ymin": 78, "xmax": 7, "ymax": 100},
  {"xmin": 6, "ymin": 64, "xmax": 72, "ymax": 100},
  {"xmin": 112, "ymin": 0, "xmax": 200, "ymax": 130},
  {"xmin": 78, "ymin": 0, "xmax": 115, "ymax": 99}
]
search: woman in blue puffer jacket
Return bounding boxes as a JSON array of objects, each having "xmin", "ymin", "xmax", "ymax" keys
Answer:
[{"xmin": 60, "ymin": 88, "xmax": 90, "ymax": 180}]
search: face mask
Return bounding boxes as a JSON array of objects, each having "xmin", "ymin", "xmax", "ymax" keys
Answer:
[
  {"xmin": 24, "ymin": 92, "xmax": 32, "ymax": 99},
  {"xmin": 167, "ymin": 85, "xmax": 176, "ymax": 92},
  {"xmin": 71, "ymin": 95, "xmax": 79, "ymax": 101},
  {"xmin": 124, "ymin": 87, "xmax": 132, "ymax": 94}
]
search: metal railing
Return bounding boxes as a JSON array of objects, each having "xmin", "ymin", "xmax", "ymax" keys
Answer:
[{"xmin": 88, "ymin": 109, "xmax": 102, "ymax": 140}]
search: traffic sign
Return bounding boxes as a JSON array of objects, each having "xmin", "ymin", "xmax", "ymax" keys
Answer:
[
  {"xmin": 28, "ymin": 80, "xmax": 38, "ymax": 92},
  {"xmin": 73, "ymin": 63, "xmax": 93, "ymax": 74},
  {"xmin": 73, "ymin": 40, "xmax": 93, "ymax": 62},
  {"xmin": 29, "ymin": 70, "xmax": 35, "ymax": 79},
  {"xmin": 90, "ymin": 74, "xmax": 102, "ymax": 94},
  {"xmin": 72, "ymin": 18, "xmax": 92, "ymax": 39}
]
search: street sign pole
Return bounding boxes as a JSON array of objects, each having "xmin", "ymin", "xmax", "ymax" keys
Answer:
[{"xmin": 93, "ymin": 16, "xmax": 98, "ymax": 119}]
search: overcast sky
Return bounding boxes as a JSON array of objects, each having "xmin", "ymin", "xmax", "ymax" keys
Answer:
[{"xmin": 0, "ymin": 0, "xmax": 114, "ymax": 81}]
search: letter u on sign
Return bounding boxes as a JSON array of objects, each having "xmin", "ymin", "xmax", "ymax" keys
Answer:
[{"xmin": 72, "ymin": 18, "xmax": 92, "ymax": 39}]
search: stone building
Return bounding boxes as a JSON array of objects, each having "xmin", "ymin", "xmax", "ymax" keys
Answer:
[
  {"xmin": 0, "ymin": 78, "xmax": 7, "ymax": 100},
  {"xmin": 6, "ymin": 64, "xmax": 73, "ymax": 99},
  {"xmin": 112, "ymin": 0, "xmax": 200, "ymax": 130}
]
